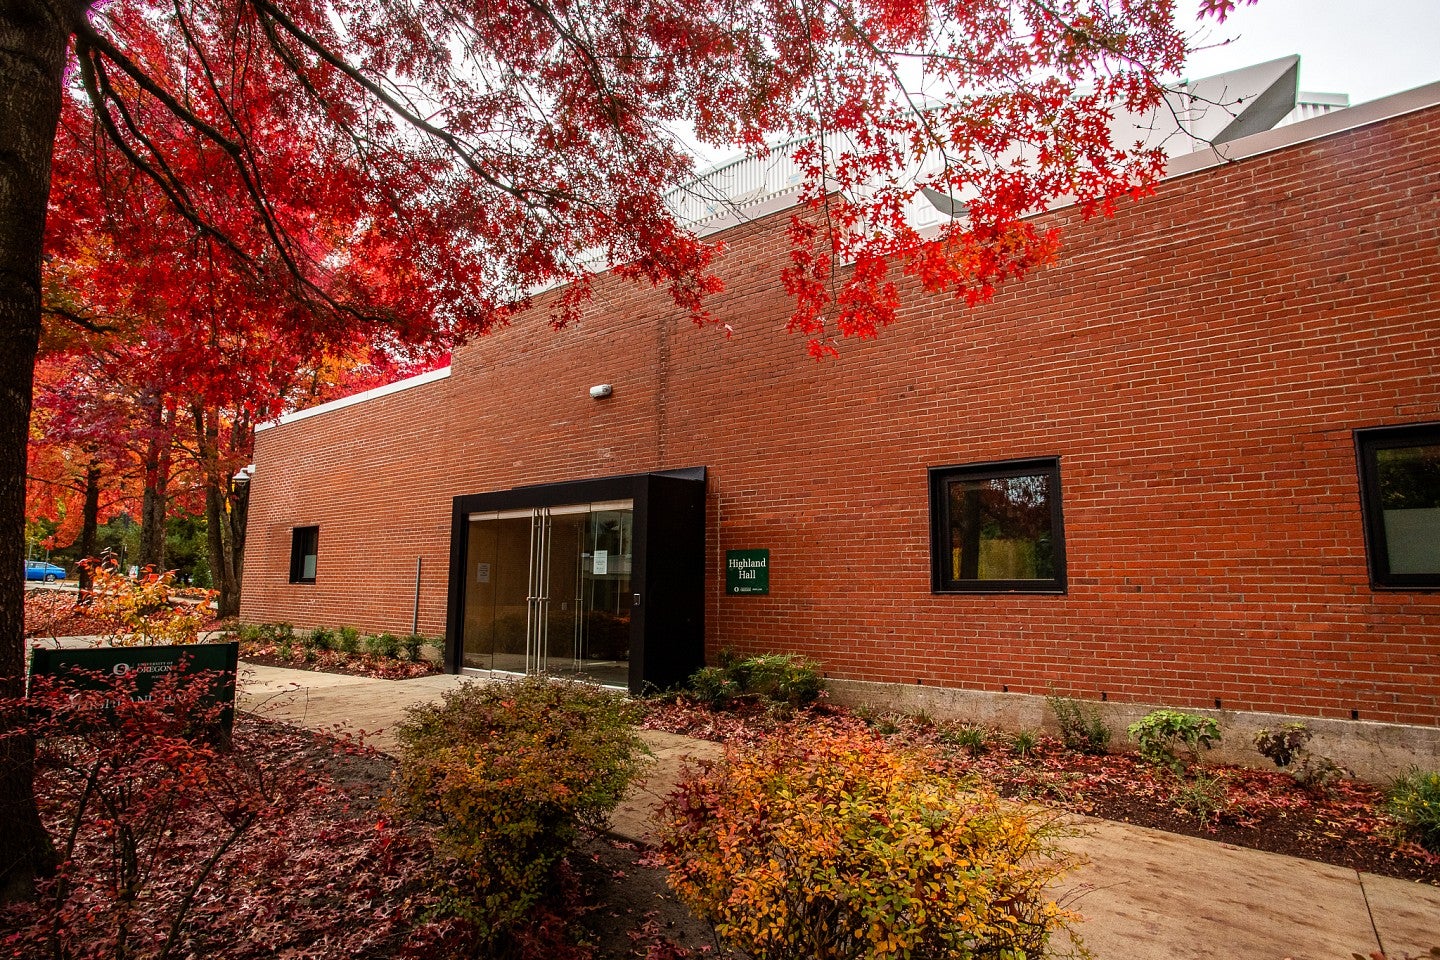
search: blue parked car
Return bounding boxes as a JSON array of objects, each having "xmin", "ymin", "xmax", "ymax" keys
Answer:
[{"xmin": 24, "ymin": 560, "xmax": 66, "ymax": 582}]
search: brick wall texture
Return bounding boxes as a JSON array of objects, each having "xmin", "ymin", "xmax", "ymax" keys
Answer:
[{"xmin": 242, "ymin": 104, "xmax": 1440, "ymax": 727}]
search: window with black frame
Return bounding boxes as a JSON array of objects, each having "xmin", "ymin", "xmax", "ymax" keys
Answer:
[
  {"xmin": 1356, "ymin": 424, "xmax": 1440, "ymax": 589},
  {"xmin": 289, "ymin": 526, "xmax": 319, "ymax": 584},
  {"xmin": 929, "ymin": 458, "xmax": 1066, "ymax": 593}
]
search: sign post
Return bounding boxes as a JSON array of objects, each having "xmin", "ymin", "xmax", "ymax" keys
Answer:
[{"xmin": 28, "ymin": 642, "xmax": 241, "ymax": 732}]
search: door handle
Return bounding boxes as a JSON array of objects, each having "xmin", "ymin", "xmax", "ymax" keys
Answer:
[{"xmin": 632, "ymin": 593, "xmax": 641, "ymax": 608}]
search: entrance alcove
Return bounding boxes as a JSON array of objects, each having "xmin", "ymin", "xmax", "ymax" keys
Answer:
[{"xmin": 444, "ymin": 468, "xmax": 706, "ymax": 693}]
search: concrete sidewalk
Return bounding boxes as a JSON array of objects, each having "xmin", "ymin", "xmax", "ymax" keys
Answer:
[{"xmin": 236, "ymin": 662, "xmax": 1440, "ymax": 960}]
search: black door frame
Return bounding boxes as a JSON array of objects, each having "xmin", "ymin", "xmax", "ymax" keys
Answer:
[{"xmin": 444, "ymin": 467, "xmax": 707, "ymax": 693}]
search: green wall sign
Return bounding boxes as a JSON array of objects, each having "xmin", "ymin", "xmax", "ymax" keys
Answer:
[
  {"xmin": 28, "ymin": 642, "xmax": 240, "ymax": 731},
  {"xmin": 726, "ymin": 549, "xmax": 770, "ymax": 595}
]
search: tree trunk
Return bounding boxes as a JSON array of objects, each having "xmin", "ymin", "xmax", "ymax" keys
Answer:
[
  {"xmin": 76, "ymin": 460, "xmax": 100, "ymax": 601},
  {"xmin": 227, "ymin": 412, "xmax": 252, "ymax": 613},
  {"xmin": 193, "ymin": 403, "xmax": 240, "ymax": 618},
  {"xmin": 139, "ymin": 394, "xmax": 170, "ymax": 574},
  {"xmin": 0, "ymin": 0, "xmax": 73, "ymax": 902}
]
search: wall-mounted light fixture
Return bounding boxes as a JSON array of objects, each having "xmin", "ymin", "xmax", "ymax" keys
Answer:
[{"xmin": 589, "ymin": 384, "xmax": 613, "ymax": 399}]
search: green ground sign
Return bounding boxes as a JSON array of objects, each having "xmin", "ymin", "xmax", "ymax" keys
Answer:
[
  {"xmin": 726, "ymin": 549, "xmax": 770, "ymax": 595},
  {"xmin": 28, "ymin": 642, "xmax": 240, "ymax": 731}
]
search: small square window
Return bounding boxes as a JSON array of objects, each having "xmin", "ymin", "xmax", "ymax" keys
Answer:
[
  {"xmin": 929, "ymin": 458, "xmax": 1066, "ymax": 593},
  {"xmin": 289, "ymin": 526, "xmax": 319, "ymax": 584},
  {"xmin": 1356, "ymin": 424, "xmax": 1440, "ymax": 590}
]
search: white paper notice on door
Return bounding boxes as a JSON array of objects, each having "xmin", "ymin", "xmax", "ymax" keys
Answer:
[
  {"xmin": 476, "ymin": 562, "xmax": 491, "ymax": 584},
  {"xmin": 593, "ymin": 550, "xmax": 608, "ymax": 575}
]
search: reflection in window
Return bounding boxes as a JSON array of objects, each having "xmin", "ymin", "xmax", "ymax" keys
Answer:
[
  {"xmin": 1358, "ymin": 425, "xmax": 1440, "ymax": 588},
  {"xmin": 930, "ymin": 459, "xmax": 1066, "ymax": 592},
  {"xmin": 289, "ymin": 526, "xmax": 318, "ymax": 584}
]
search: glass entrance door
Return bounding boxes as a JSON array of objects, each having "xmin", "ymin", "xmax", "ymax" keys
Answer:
[{"xmin": 463, "ymin": 501, "xmax": 633, "ymax": 686}]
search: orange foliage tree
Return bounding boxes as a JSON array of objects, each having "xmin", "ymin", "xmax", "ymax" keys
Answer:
[{"xmin": 2, "ymin": 0, "xmax": 1257, "ymax": 901}]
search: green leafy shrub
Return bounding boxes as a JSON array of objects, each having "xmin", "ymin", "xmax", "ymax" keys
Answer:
[
  {"xmin": 368, "ymin": 632, "xmax": 402, "ymax": 659},
  {"xmin": 1172, "ymin": 771, "xmax": 1229, "ymax": 822},
  {"xmin": 1254, "ymin": 722, "xmax": 1344, "ymax": 791},
  {"xmin": 393, "ymin": 676, "xmax": 648, "ymax": 940},
  {"xmin": 1387, "ymin": 769, "xmax": 1440, "ymax": 853},
  {"xmin": 731, "ymin": 653, "xmax": 824, "ymax": 705},
  {"xmin": 1047, "ymin": 692, "xmax": 1112, "ymax": 755},
  {"xmin": 257, "ymin": 621, "xmax": 294, "ymax": 643},
  {"xmin": 1128, "ymin": 709, "xmax": 1221, "ymax": 774},
  {"xmin": 303, "ymin": 626, "xmax": 333, "ymax": 652},
  {"xmin": 869, "ymin": 713, "xmax": 903, "ymax": 736},
  {"xmin": 656, "ymin": 721, "xmax": 1079, "ymax": 960},
  {"xmin": 337, "ymin": 625, "xmax": 362, "ymax": 654},
  {"xmin": 400, "ymin": 633, "xmax": 426, "ymax": 662},
  {"xmin": 687, "ymin": 653, "xmax": 824, "ymax": 707},
  {"xmin": 688, "ymin": 666, "xmax": 741, "ymax": 707},
  {"xmin": 231, "ymin": 622, "xmax": 264, "ymax": 643},
  {"xmin": 1011, "ymin": 729, "xmax": 1039, "ymax": 758},
  {"xmin": 939, "ymin": 722, "xmax": 990, "ymax": 756}
]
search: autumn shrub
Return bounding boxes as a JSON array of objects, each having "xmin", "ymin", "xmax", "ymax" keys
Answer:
[
  {"xmin": 1, "ymin": 670, "xmax": 302, "ymax": 960},
  {"xmin": 1129, "ymin": 709, "xmax": 1221, "ymax": 774},
  {"xmin": 656, "ymin": 720, "xmax": 1080, "ymax": 960},
  {"xmin": 1047, "ymin": 692, "xmax": 1112, "ymax": 755},
  {"xmin": 84, "ymin": 565, "xmax": 207, "ymax": 646},
  {"xmin": 392, "ymin": 676, "xmax": 648, "ymax": 941},
  {"xmin": 1387, "ymin": 769, "xmax": 1440, "ymax": 853}
]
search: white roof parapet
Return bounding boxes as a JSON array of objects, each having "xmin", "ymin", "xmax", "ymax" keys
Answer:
[
  {"xmin": 1166, "ymin": 79, "xmax": 1439, "ymax": 180},
  {"xmin": 255, "ymin": 365, "xmax": 452, "ymax": 433},
  {"xmin": 1279, "ymin": 91, "xmax": 1351, "ymax": 127}
]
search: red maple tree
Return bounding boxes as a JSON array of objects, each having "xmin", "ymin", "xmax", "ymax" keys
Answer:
[{"xmin": 2, "ymin": 0, "xmax": 1255, "ymax": 901}]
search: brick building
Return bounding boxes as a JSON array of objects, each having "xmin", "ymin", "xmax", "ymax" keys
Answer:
[{"xmin": 242, "ymin": 78, "xmax": 1440, "ymax": 766}]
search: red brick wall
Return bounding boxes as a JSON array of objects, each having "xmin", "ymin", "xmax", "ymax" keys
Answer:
[{"xmin": 243, "ymin": 104, "xmax": 1440, "ymax": 726}]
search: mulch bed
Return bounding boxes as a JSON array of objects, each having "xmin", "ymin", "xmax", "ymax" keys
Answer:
[
  {"xmin": 641, "ymin": 697, "xmax": 1440, "ymax": 886},
  {"xmin": 239, "ymin": 644, "xmax": 443, "ymax": 679}
]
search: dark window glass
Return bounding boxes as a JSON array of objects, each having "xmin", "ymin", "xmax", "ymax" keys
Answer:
[
  {"xmin": 289, "ymin": 526, "xmax": 319, "ymax": 584},
  {"xmin": 930, "ymin": 458, "xmax": 1066, "ymax": 593},
  {"xmin": 1357, "ymin": 424, "xmax": 1440, "ymax": 589}
]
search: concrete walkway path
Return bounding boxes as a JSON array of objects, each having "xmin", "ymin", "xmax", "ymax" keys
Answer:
[{"xmin": 236, "ymin": 662, "xmax": 1440, "ymax": 960}]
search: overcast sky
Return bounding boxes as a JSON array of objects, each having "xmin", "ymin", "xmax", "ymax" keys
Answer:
[
  {"xmin": 1180, "ymin": 0, "xmax": 1440, "ymax": 104},
  {"xmin": 679, "ymin": 0, "xmax": 1440, "ymax": 168}
]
